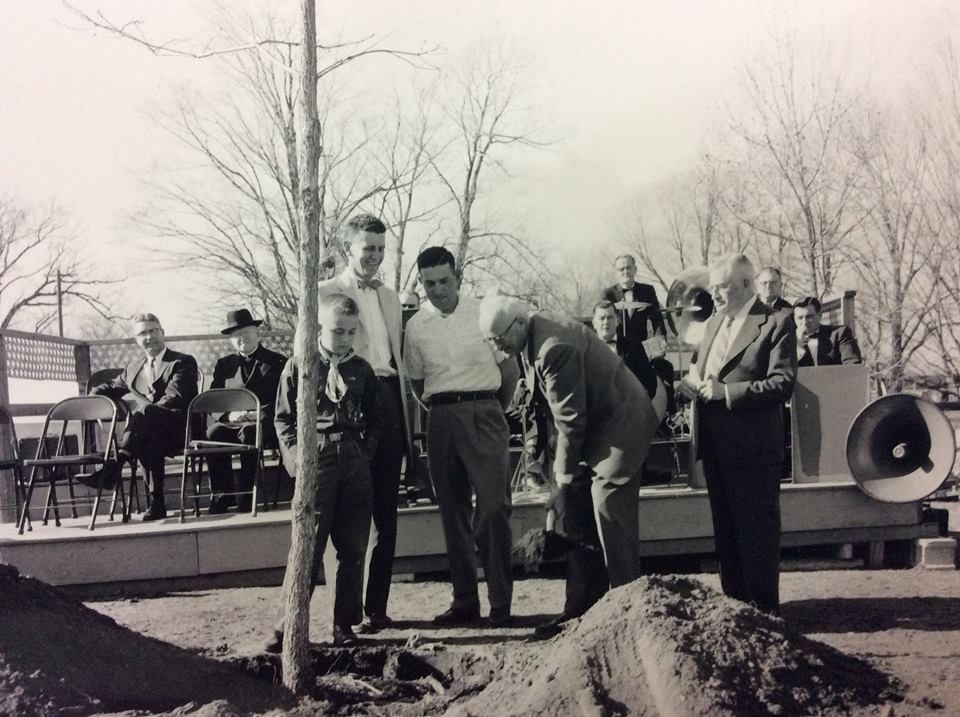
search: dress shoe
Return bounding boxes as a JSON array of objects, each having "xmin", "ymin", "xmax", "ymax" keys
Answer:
[
  {"xmin": 532, "ymin": 612, "xmax": 577, "ymax": 639},
  {"xmin": 142, "ymin": 503, "xmax": 167, "ymax": 521},
  {"xmin": 236, "ymin": 495, "xmax": 253, "ymax": 513},
  {"xmin": 76, "ymin": 460, "xmax": 120, "ymax": 489},
  {"xmin": 263, "ymin": 630, "xmax": 283, "ymax": 654},
  {"xmin": 433, "ymin": 604, "xmax": 481, "ymax": 626},
  {"xmin": 356, "ymin": 613, "xmax": 393, "ymax": 634},
  {"xmin": 488, "ymin": 606, "xmax": 512, "ymax": 627},
  {"xmin": 332, "ymin": 624, "xmax": 358, "ymax": 646},
  {"xmin": 208, "ymin": 495, "xmax": 236, "ymax": 515}
]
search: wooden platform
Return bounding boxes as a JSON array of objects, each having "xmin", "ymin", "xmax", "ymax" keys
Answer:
[{"xmin": 0, "ymin": 481, "xmax": 937, "ymax": 588}]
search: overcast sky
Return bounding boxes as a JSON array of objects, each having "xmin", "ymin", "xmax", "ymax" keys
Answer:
[{"xmin": 0, "ymin": 0, "xmax": 953, "ymax": 333}]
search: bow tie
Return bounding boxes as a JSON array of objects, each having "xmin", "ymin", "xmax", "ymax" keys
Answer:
[{"xmin": 357, "ymin": 278, "xmax": 382, "ymax": 290}]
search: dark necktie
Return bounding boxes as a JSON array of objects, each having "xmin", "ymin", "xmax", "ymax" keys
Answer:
[{"xmin": 799, "ymin": 339, "xmax": 814, "ymax": 366}]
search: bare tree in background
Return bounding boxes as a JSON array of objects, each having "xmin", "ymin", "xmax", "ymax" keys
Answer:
[
  {"xmin": 121, "ymin": 9, "xmax": 436, "ymax": 327},
  {"xmin": 923, "ymin": 26, "xmax": 960, "ymax": 391},
  {"xmin": 0, "ymin": 195, "xmax": 116, "ymax": 332},
  {"xmin": 371, "ymin": 87, "xmax": 450, "ymax": 291},
  {"xmin": 726, "ymin": 35, "xmax": 865, "ymax": 297},
  {"xmin": 613, "ymin": 155, "xmax": 734, "ymax": 293},
  {"xmin": 850, "ymin": 110, "xmax": 939, "ymax": 393},
  {"xmin": 431, "ymin": 44, "xmax": 548, "ymax": 278}
]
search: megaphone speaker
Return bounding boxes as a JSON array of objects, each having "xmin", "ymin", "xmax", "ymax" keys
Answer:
[{"xmin": 846, "ymin": 394, "xmax": 956, "ymax": 503}]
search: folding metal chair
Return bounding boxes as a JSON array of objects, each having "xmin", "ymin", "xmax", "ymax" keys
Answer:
[
  {"xmin": 85, "ymin": 367, "xmax": 146, "ymax": 518},
  {"xmin": 17, "ymin": 395, "xmax": 124, "ymax": 534},
  {"xmin": 0, "ymin": 405, "xmax": 28, "ymax": 529},
  {"xmin": 179, "ymin": 388, "xmax": 261, "ymax": 523}
]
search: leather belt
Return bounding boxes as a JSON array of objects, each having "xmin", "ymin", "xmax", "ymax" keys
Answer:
[
  {"xmin": 317, "ymin": 430, "xmax": 362, "ymax": 444},
  {"xmin": 428, "ymin": 391, "xmax": 498, "ymax": 406}
]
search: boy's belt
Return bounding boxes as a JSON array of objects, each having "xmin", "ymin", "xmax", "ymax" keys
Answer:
[
  {"xmin": 428, "ymin": 391, "xmax": 498, "ymax": 406},
  {"xmin": 317, "ymin": 429, "xmax": 362, "ymax": 443}
]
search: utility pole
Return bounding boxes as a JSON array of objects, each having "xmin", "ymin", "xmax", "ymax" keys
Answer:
[{"xmin": 56, "ymin": 269, "xmax": 64, "ymax": 337}]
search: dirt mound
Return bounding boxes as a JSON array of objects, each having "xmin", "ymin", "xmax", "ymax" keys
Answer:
[
  {"xmin": 0, "ymin": 563, "xmax": 287, "ymax": 716},
  {"xmin": 450, "ymin": 575, "xmax": 902, "ymax": 716}
]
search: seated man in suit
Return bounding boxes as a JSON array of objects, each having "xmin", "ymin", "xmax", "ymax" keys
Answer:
[
  {"xmin": 206, "ymin": 309, "xmax": 287, "ymax": 514},
  {"xmin": 90, "ymin": 313, "xmax": 199, "ymax": 521},
  {"xmin": 793, "ymin": 296, "xmax": 862, "ymax": 367},
  {"xmin": 602, "ymin": 254, "xmax": 675, "ymax": 416},
  {"xmin": 756, "ymin": 266, "xmax": 791, "ymax": 312}
]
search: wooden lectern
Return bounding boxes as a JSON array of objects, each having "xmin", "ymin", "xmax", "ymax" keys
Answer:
[{"xmin": 790, "ymin": 364, "xmax": 870, "ymax": 483}]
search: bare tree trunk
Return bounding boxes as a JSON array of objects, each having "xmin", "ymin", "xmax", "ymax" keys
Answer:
[{"xmin": 281, "ymin": 0, "xmax": 322, "ymax": 694}]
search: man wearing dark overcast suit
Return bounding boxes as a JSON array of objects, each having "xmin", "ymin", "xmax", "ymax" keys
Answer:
[
  {"xmin": 479, "ymin": 294, "xmax": 658, "ymax": 595},
  {"xmin": 90, "ymin": 313, "xmax": 199, "ymax": 521},
  {"xmin": 793, "ymin": 296, "xmax": 862, "ymax": 367},
  {"xmin": 206, "ymin": 308, "xmax": 287, "ymax": 514},
  {"xmin": 679, "ymin": 254, "xmax": 797, "ymax": 614},
  {"xmin": 602, "ymin": 253, "xmax": 675, "ymax": 416}
]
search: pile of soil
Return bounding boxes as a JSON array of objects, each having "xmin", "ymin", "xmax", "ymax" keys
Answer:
[
  {"xmin": 0, "ymin": 563, "xmax": 287, "ymax": 716},
  {"xmin": 451, "ymin": 575, "xmax": 902, "ymax": 717},
  {"xmin": 2, "ymin": 562, "xmax": 905, "ymax": 716}
]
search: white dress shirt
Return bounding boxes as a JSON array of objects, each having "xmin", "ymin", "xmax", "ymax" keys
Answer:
[{"xmin": 353, "ymin": 280, "xmax": 395, "ymax": 377}]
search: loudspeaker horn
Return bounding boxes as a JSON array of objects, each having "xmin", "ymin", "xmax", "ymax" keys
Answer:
[
  {"xmin": 664, "ymin": 266, "xmax": 714, "ymax": 346},
  {"xmin": 846, "ymin": 393, "xmax": 956, "ymax": 503}
]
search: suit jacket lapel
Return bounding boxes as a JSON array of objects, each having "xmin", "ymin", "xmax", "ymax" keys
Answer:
[{"xmin": 721, "ymin": 302, "xmax": 766, "ymax": 375}]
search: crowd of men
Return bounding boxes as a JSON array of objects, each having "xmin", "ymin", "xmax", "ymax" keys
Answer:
[{"xmin": 90, "ymin": 212, "xmax": 863, "ymax": 646}]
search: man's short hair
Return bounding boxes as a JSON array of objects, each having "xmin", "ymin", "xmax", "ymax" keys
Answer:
[
  {"xmin": 319, "ymin": 293, "xmax": 359, "ymax": 317},
  {"xmin": 593, "ymin": 300, "xmax": 617, "ymax": 315},
  {"xmin": 416, "ymin": 246, "xmax": 456, "ymax": 272},
  {"xmin": 712, "ymin": 253, "xmax": 755, "ymax": 282},
  {"xmin": 614, "ymin": 254, "xmax": 636, "ymax": 266},
  {"xmin": 757, "ymin": 266, "xmax": 782, "ymax": 280},
  {"xmin": 793, "ymin": 296, "xmax": 822, "ymax": 313},
  {"xmin": 133, "ymin": 313, "xmax": 161, "ymax": 326},
  {"xmin": 346, "ymin": 214, "xmax": 386, "ymax": 235}
]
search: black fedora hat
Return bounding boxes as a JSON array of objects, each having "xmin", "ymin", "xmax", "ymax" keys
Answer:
[{"xmin": 221, "ymin": 308, "xmax": 263, "ymax": 335}]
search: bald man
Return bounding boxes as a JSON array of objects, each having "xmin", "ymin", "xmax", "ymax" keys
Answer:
[
  {"xmin": 479, "ymin": 295, "xmax": 658, "ymax": 590},
  {"xmin": 679, "ymin": 254, "xmax": 797, "ymax": 614}
]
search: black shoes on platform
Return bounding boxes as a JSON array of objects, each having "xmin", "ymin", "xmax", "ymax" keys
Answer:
[
  {"xmin": 75, "ymin": 460, "xmax": 120, "ymax": 490},
  {"xmin": 142, "ymin": 502, "xmax": 167, "ymax": 521}
]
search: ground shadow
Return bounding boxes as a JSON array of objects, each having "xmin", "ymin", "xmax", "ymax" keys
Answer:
[{"xmin": 783, "ymin": 596, "xmax": 960, "ymax": 633}]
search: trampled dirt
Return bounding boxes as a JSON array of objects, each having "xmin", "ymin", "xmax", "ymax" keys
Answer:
[{"xmin": 4, "ymin": 559, "xmax": 943, "ymax": 716}]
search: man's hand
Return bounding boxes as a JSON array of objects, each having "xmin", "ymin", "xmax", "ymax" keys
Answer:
[
  {"xmin": 678, "ymin": 375, "xmax": 700, "ymax": 401},
  {"xmin": 227, "ymin": 410, "xmax": 257, "ymax": 423},
  {"xmin": 545, "ymin": 481, "xmax": 570, "ymax": 514},
  {"xmin": 698, "ymin": 377, "xmax": 725, "ymax": 402}
]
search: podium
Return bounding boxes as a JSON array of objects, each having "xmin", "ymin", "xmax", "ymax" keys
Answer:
[{"xmin": 790, "ymin": 364, "xmax": 870, "ymax": 483}]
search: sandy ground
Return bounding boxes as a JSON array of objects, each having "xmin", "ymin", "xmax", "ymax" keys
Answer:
[{"xmin": 83, "ymin": 566, "xmax": 960, "ymax": 716}]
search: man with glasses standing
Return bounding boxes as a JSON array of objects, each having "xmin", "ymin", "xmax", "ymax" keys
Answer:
[
  {"xmin": 477, "ymin": 295, "xmax": 658, "ymax": 596},
  {"xmin": 404, "ymin": 247, "xmax": 519, "ymax": 627}
]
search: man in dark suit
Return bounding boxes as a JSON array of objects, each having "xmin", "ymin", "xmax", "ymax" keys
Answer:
[
  {"xmin": 756, "ymin": 266, "xmax": 791, "ymax": 312},
  {"xmin": 206, "ymin": 309, "xmax": 287, "ymax": 514},
  {"xmin": 679, "ymin": 254, "xmax": 797, "ymax": 614},
  {"xmin": 479, "ymin": 294, "xmax": 658, "ymax": 591},
  {"xmin": 793, "ymin": 296, "xmax": 862, "ymax": 367},
  {"xmin": 527, "ymin": 300, "xmax": 667, "ymax": 637},
  {"xmin": 90, "ymin": 313, "xmax": 199, "ymax": 521},
  {"xmin": 602, "ymin": 254, "xmax": 675, "ymax": 415}
]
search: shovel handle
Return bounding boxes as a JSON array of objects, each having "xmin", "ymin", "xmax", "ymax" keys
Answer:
[{"xmin": 545, "ymin": 507, "xmax": 556, "ymax": 532}]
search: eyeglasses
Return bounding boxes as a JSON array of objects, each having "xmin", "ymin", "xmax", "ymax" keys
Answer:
[{"xmin": 485, "ymin": 316, "xmax": 519, "ymax": 346}]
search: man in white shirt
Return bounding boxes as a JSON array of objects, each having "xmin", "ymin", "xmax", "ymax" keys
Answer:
[
  {"xmin": 679, "ymin": 254, "xmax": 796, "ymax": 614},
  {"xmin": 404, "ymin": 247, "xmax": 519, "ymax": 627},
  {"xmin": 318, "ymin": 214, "xmax": 411, "ymax": 632}
]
